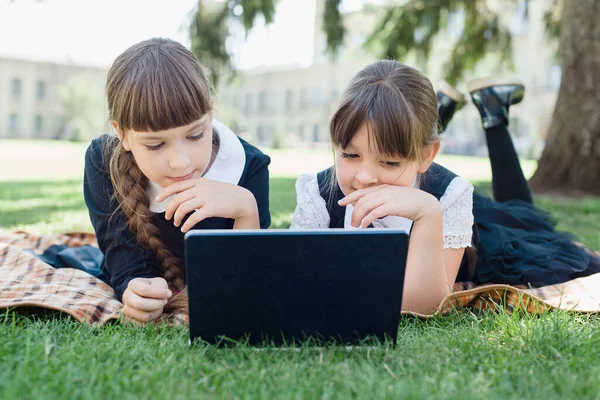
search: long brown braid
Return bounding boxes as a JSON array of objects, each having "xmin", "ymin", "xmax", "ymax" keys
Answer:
[
  {"xmin": 107, "ymin": 139, "xmax": 185, "ymax": 289},
  {"xmin": 105, "ymin": 38, "xmax": 215, "ymax": 313}
]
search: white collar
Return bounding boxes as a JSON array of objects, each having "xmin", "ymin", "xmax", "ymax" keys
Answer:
[
  {"xmin": 343, "ymin": 177, "xmax": 418, "ymax": 233},
  {"xmin": 146, "ymin": 119, "xmax": 246, "ymax": 213}
]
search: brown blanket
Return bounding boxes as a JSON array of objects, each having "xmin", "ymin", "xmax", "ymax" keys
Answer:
[{"xmin": 1, "ymin": 230, "xmax": 599, "ymax": 324}]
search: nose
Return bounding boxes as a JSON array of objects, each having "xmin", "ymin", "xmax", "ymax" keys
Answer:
[
  {"xmin": 168, "ymin": 145, "xmax": 191, "ymax": 171},
  {"xmin": 354, "ymin": 164, "xmax": 378, "ymax": 187}
]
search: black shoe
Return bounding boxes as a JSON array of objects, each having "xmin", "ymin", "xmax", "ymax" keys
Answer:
[
  {"xmin": 436, "ymin": 80, "xmax": 466, "ymax": 133},
  {"xmin": 467, "ymin": 78, "xmax": 525, "ymax": 129}
]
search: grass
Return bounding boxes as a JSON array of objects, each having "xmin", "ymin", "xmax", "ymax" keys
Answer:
[{"xmin": 1, "ymin": 139, "xmax": 599, "ymax": 399}]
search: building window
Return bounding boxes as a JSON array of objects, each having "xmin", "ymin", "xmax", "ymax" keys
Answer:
[
  {"xmin": 285, "ymin": 89, "xmax": 293, "ymax": 112},
  {"xmin": 244, "ymin": 93, "xmax": 253, "ymax": 114},
  {"xmin": 34, "ymin": 115, "xmax": 44, "ymax": 136},
  {"xmin": 300, "ymin": 88, "xmax": 309, "ymax": 110},
  {"xmin": 257, "ymin": 91, "xmax": 266, "ymax": 113},
  {"xmin": 36, "ymin": 80, "xmax": 46, "ymax": 101},
  {"xmin": 9, "ymin": 113, "xmax": 19, "ymax": 136},
  {"xmin": 12, "ymin": 79, "xmax": 22, "ymax": 99}
]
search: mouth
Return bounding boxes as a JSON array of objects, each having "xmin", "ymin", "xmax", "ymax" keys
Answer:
[{"xmin": 169, "ymin": 171, "xmax": 195, "ymax": 181}]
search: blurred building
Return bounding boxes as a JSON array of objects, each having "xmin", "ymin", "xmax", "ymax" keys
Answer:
[
  {"xmin": 0, "ymin": 56, "xmax": 107, "ymax": 139},
  {"xmin": 217, "ymin": 0, "xmax": 561, "ymax": 158}
]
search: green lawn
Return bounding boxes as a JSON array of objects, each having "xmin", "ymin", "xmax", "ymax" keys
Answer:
[{"xmin": 1, "ymin": 140, "xmax": 600, "ymax": 399}]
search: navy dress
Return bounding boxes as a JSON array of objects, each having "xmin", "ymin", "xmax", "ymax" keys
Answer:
[{"xmin": 315, "ymin": 163, "xmax": 600, "ymax": 287}]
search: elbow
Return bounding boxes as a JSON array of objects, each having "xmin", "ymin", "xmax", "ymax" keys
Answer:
[{"xmin": 401, "ymin": 284, "xmax": 449, "ymax": 316}]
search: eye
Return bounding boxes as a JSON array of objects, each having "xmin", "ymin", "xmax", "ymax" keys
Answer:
[
  {"xmin": 382, "ymin": 161, "xmax": 400, "ymax": 168},
  {"xmin": 189, "ymin": 132, "xmax": 204, "ymax": 141},
  {"xmin": 146, "ymin": 143, "xmax": 164, "ymax": 151},
  {"xmin": 341, "ymin": 152, "xmax": 359, "ymax": 159}
]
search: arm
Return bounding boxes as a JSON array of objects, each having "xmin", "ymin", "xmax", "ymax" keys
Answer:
[
  {"xmin": 339, "ymin": 186, "xmax": 454, "ymax": 315},
  {"xmin": 402, "ymin": 196, "xmax": 449, "ymax": 314},
  {"xmin": 406, "ymin": 178, "xmax": 475, "ymax": 312}
]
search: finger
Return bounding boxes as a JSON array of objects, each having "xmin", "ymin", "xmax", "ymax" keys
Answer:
[
  {"xmin": 361, "ymin": 204, "xmax": 392, "ymax": 228},
  {"xmin": 338, "ymin": 185, "xmax": 385, "ymax": 206},
  {"xmin": 180, "ymin": 208, "xmax": 211, "ymax": 233},
  {"xmin": 148, "ymin": 277, "xmax": 169, "ymax": 289},
  {"xmin": 119, "ymin": 309, "xmax": 143, "ymax": 326},
  {"xmin": 124, "ymin": 291, "xmax": 169, "ymax": 312},
  {"xmin": 156, "ymin": 179, "xmax": 197, "ymax": 203},
  {"xmin": 129, "ymin": 279, "xmax": 172, "ymax": 299},
  {"xmin": 352, "ymin": 196, "xmax": 385, "ymax": 227},
  {"xmin": 164, "ymin": 190, "xmax": 196, "ymax": 221},
  {"xmin": 173, "ymin": 198, "xmax": 203, "ymax": 227},
  {"xmin": 122, "ymin": 305, "xmax": 164, "ymax": 323}
]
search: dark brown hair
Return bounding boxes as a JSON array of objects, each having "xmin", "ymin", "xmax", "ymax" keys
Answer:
[
  {"xmin": 105, "ymin": 38, "xmax": 214, "ymax": 314},
  {"xmin": 330, "ymin": 60, "xmax": 439, "ymax": 162}
]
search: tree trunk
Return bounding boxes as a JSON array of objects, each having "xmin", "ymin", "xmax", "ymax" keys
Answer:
[{"xmin": 529, "ymin": 0, "xmax": 600, "ymax": 195}]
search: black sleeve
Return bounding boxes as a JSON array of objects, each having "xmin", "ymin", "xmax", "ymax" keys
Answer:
[
  {"xmin": 83, "ymin": 138, "xmax": 162, "ymax": 302},
  {"xmin": 242, "ymin": 154, "xmax": 271, "ymax": 229}
]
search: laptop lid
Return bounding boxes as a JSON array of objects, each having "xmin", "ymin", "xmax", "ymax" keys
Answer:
[{"xmin": 185, "ymin": 229, "xmax": 408, "ymax": 346}]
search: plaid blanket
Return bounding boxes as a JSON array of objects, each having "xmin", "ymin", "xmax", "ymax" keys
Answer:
[{"xmin": 1, "ymin": 230, "xmax": 599, "ymax": 324}]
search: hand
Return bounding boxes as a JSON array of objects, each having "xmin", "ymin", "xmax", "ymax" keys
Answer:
[
  {"xmin": 337, "ymin": 185, "xmax": 441, "ymax": 228},
  {"xmin": 121, "ymin": 277, "xmax": 172, "ymax": 323},
  {"xmin": 156, "ymin": 177, "xmax": 259, "ymax": 232}
]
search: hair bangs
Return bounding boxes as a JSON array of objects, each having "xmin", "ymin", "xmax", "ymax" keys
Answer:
[
  {"xmin": 107, "ymin": 39, "xmax": 213, "ymax": 133},
  {"xmin": 330, "ymin": 81, "xmax": 422, "ymax": 162},
  {"xmin": 366, "ymin": 84, "xmax": 422, "ymax": 161}
]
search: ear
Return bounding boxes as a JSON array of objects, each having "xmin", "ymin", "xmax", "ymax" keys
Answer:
[
  {"xmin": 417, "ymin": 141, "xmax": 441, "ymax": 173},
  {"xmin": 111, "ymin": 121, "xmax": 131, "ymax": 151}
]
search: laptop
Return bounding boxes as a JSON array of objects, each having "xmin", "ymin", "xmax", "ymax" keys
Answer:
[{"xmin": 184, "ymin": 229, "xmax": 409, "ymax": 346}]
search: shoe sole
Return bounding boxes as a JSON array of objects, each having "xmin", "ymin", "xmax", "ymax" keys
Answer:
[
  {"xmin": 466, "ymin": 77, "xmax": 524, "ymax": 94},
  {"xmin": 438, "ymin": 80, "xmax": 466, "ymax": 103}
]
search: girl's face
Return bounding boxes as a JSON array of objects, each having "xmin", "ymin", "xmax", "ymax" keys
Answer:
[
  {"xmin": 335, "ymin": 121, "xmax": 439, "ymax": 196},
  {"xmin": 114, "ymin": 113, "xmax": 214, "ymax": 188}
]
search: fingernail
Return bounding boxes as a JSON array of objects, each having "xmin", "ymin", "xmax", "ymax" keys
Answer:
[
  {"xmin": 155, "ymin": 196, "xmax": 160, "ymax": 201},
  {"xmin": 337, "ymin": 199, "xmax": 344, "ymax": 205},
  {"xmin": 163, "ymin": 299, "xmax": 168, "ymax": 305},
  {"xmin": 166, "ymin": 290, "xmax": 173, "ymax": 298}
]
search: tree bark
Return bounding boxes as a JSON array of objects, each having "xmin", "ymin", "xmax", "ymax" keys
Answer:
[{"xmin": 529, "ymin": 0, "xmax": 600, "ymax": 195}]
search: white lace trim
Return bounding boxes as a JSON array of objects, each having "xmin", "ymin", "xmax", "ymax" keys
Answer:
[
  {"xmin": 439, "ymin": 177, "xmax": 474, "ymax": 248},
  {"xmin": 290, "ymin": 173, "xmax": 330, "ymax": 229}
]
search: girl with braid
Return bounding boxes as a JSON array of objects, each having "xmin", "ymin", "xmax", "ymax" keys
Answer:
[
  {"xmin": 291, "ymin": 60, "xmax": 599, "ymax": 315},
  {"xmin": 84, "ymin": 38, "xmax": 270, "ymax": 322}
]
